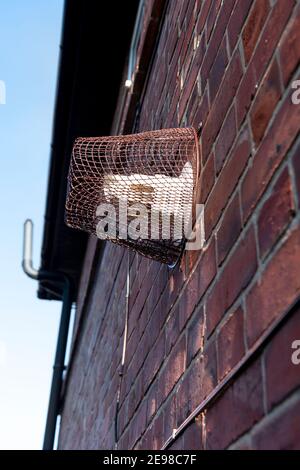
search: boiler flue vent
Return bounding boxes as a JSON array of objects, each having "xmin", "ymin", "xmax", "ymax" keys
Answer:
[{"xmin": 65, "ymin": 127, "xmax": 200, "ymax": 267}]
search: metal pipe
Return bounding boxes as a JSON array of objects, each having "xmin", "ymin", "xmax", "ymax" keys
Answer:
[
  {"xmin": 125, "ymin": 0, "xmax": 145, "ymax": 88},
  {"xmin": 42, "ymin": 276, "xmax": 72, "ymax": 450},
  {"xmin": 22, "ymin": 219, "xmax": 73, "ymax": 450},
  {"xmin": 22, "ymin": 219, "xmax": 39, "ymax": 280}
]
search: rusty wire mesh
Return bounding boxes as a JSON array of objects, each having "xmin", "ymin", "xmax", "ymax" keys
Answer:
[{"xmin": 65, "ymin": 127, "xmax": 199, "ymax": 266}]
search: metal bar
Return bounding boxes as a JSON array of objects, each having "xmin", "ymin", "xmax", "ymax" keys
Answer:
[{"xmin": 125, "ymin": 0, "xmax": 145, "ymax": 87}]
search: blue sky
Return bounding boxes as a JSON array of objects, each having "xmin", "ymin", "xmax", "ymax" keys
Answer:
[{"xmin": 0, "ymin": 0, "xmax": 64, "ymax": 449}]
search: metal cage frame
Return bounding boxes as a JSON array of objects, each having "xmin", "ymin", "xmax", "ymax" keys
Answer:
[{"xmin": 65, "ymin": 127, "xmax": 200, "ymax": 267}]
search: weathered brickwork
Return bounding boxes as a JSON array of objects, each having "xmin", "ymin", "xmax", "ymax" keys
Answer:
[{"xmin": 59, "ymin": 0, "xmax": 300, "ymax": 450}]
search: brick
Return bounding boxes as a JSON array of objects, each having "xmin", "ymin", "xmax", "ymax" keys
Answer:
[
  {"xmin": 180, "ymin": 2, "xmax": 197, "ymax": 66},
  {"xmin": 237, "ymin": 0, "xmax": 295, "ymax": 126},
  {"xmin": 253, "ymin": 0, "xmax": 295, "ymax": 79},
  {"xmin": 163, "ymin": 394, "xmax": 176, "ymax": 441},
  {"xmin": 178, "ymin": 0, "xmax": 190, "ymax": 29},
  {"xmin": 166, "ymin": 85, "xmax": 180, "ymax": 128},
  {"xmin": 178, "ymin": 34, "xmax": 207, "ymax": 123},
  {"xmin": 178, "ymin": 66, "xmax": 199, "ymax": 123},
  {"xmin": 192, "ymin": 88, "xmax": 209, "ymax": 130},
  {"xmin": 134, "ymin": 374, "xmax": 144, "ymax": 412},
  {"xmin": 257, "ymin": 167, "xmax": 295, "ymax": 259},
  {"xmin": 186, "ymin": 340, "xmax": 217, "ymax": 406},
  {"xmin": 169, "ymin": 434, "xmax": 185, "ymax": 450},
  {"xmin": 175, "ymin": 372, "xmax": 194, "ymax": 425},
  {"xmin": 152, "ymin": 412, "xmax": 164, "ymax": 450},
  {"xmin": 209, "ymin": 37, "xmax": 228, "ymax": 104},
  {"xmin": 280, "ymin": 3, "xmax": 300, "ymax": 85},
  {"xmin": 216, "ymin": 192, "xmax": 242, "ymax": 266},
  {"xmin": 165, "ymin": 305, "xmax": 180, "ymax": 355},
  {"xmin": 242, "ymin": 0, "xmax": 270, "ymax": 64},
  {"xmin": 187, "ymin": 306, "xmax": 205, "ymax": 365},
  {"xmin": 202, "ymin": 49, "xmax": 243, "ymax": 163},
  {"xmin": 143, "ymin": 333, "xmax": 165, "ymax": 390},
  {"xmin": 186, "ymin": 81, "xmax": 200, "ymax": 122},
  {"xmin": 207, "ymin": 226, "xmax": 257, "ymax": 337},
  {"xmin": 183, "ymin": 417, "xmax": 203, "ymax": 450},
  {"xmin": 200, "ymin": 0, "xmax": 235, "ymax": 91},
  {"xmin": 227, "ymin": 0, "xmax": 253, "ymax": 53},
  {"xmin": 130, "ymin": 400, "xmax": 147, "ymax": 448},
  {"xmin": 205, "ymin": 125, "xmax": 251, "ymax": 237},
  {"xmin": 158, "ymin": 335, "xmax": 186, "ymax": 404},
  {"xmin": 264, "ymin": 305, "xmax": 300, "ymax": 410},
  {"xmin": 128, "ymin": 332, "xmax": 148, "ymax": 381},
  {"xmin": 236, "ymin": 61, "xmax": 257, "ymax": 127},
  {"xmin": 196, "ymin": 0, "xmax": 212, "ymax": 34},
  {"xmin": 246, "ymin": 227, "xmax": 300, "ymax": 347},
  {"xmin": 206, "ymin": 0, "xmax": 222, "ymax": 42},
  {"xmin": 292, "ymin": 140, "xmax": 300, "ymax": 207},
  {"xmin": 127, "ymin": 384, "xmax": 138, "ymax": 422},
  {"xmin": 199, "ymin": 151, "xmax": 215, "ymax": 203},
  {"xmin": 126, "ymin": 326, "xmax": 139, "ymax": 368},
  {"xmin": 215, "ymin": 105, "xmax": 236, "ymax": 174},
  {"xmin": 146, "ymin": 383, "xmax": 157, "ymax": 425},
  {"xmin": 206, "ymin": 359, "xmax": 264, "ymax": 449},
  {"xmin": 139, "ymin": 424, "xmax": 153, "ymax": 450},
  {"xmin": 250, "ymin": 57, "xmax": 282, "ymax": 146},
  {"xmin": 147, "ymin": 297, "xmax": 168, "ymax": 349},
  {"xmin": 179, "ymin": 269, "xmax": 200, "ymax": 330},
  {"xmin": 241, "ymin": 93, "xmax": 300, "ymax": 223},
  {"xmin": 218, "ymin": 306, "xmax": 245, "ymax": 381},
  {"xmin": 176, "ymin": 339, "xmax": 217, "ymax": 427},
  {"xmin": 252, "ymin": 393, "xmax": 300, "ymax": 450},
  {"xmin": 168, "ymin": 265, "xmax": 185, "ymax": 307},
  {"xmin": 196, "ymin": 236, "xmax": 217, "ymax": 300}
]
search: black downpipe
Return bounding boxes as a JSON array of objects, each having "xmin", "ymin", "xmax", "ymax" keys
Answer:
[{"xmin": 38, "ymin": 272, "xmax": 73, "ymax": 450}]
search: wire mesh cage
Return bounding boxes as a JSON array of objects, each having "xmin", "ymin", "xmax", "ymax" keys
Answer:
[{"xmin": 65, "ymin": 127, "xmax": 200, "ymax": 267}]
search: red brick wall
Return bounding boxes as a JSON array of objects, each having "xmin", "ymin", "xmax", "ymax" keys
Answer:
[{"xmin": 59, "ymin": 0, "xmax": 300, "ymax": 450}]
